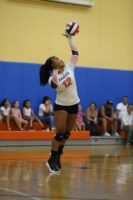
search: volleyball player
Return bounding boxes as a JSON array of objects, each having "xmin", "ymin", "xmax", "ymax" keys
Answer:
[{"xmin": 40, "ymin": 34, "xmax": 80, "ymax": 172}]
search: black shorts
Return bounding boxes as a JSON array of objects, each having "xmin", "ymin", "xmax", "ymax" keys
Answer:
[{"xmin": 54, "ymin": 103, "xmax": 79, "ymax": 114}]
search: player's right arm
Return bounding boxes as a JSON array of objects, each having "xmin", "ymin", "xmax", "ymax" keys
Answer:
[
  {"xmin": 67, "ymin": 35, "xmax": 78, "ymax": 67},
  {"xmin": 48, "ymin": 69, "xmax": 58, "ymax": 89}
]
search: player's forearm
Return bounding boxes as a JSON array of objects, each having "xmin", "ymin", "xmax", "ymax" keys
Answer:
[
  {"xmin": 48, "ymin": 69, "xmax": 58, "ymax": 89},
  {"xmin": 67, "ymin": 36, "xmax": 78, "ymax": 52}
]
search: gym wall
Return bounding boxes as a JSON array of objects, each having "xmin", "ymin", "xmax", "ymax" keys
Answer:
[{"xmin": 0, "ymin": 0, "xmax": 133, "ymax": 112}]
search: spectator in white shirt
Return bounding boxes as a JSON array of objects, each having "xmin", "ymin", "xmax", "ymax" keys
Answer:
[
  {"xmin": 22, "ymin": 100, "xmax": 45, "ymax": 131},
  {"xmin": 0, "ymin": 98, "xmax": 12, "ymax": 130},
  {"xmin": 121, "ymin": 105, "xmax": 133, "ymax": 145},
  {"xmin": 116, "ymin": 96, "xmax": 128, "ymax": 120},
  {"xmin": 39, "ymin": 96, "xmax": 55, "ymax": 130}
]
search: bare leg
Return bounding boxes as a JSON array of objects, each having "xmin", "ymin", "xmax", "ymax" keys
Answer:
[
  {"xmin": 13, "ymin": 116, "xmax": 22, "ymax": 130},
  {"xmin": 34, "ymin": 116, "xmax": 44, "ymax": 128},
  {"xmin": 54, "ymin": 114, "xmax": 77, "ymax": 170},
  {"xmin": 46, "ymin": 110, "xmax": 68, "ymax": 172},
  {"xmin": 114, "ymin": 119, "xmax": 118, "ymax": 132},
  {"xmin": 21, "ymin": 119, "xmax": 28, "ymax": 129},
  {"xmin": 82, "ymin": 124, "xmax": 86, "ymax": 130},
  {"xmin": 51, "ymin": 110, "xmax": 68, "ymax": 151},
  {"xmin": 5, "ymin": 116, "xmax": 11, "ymax": 130},
  {"xmin": 60, "ymin": 114, "xmax": 77, "ymax": 146},
  {"xmin": 29, "ymin": 117, "xmax": 34, "ymax": 128},
  {"xmin": 102, "ymin": 118, "xmax": 107, "ymax": 133}
]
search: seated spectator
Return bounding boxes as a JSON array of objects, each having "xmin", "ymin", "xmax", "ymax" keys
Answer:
[
  {"xmin": 121, "ymin": 105, "xmax": 133, "ymax": 145},
  {"xmin": 22, "ymin": 99, "xmax": 45, "ymax": 131},
  {"xmin": 75, "ymin": 104, "xmax": 85, "ymax": 131},
  {"xmin": 84, "ymin": 102, "xmax": 99, "ymax": 135},
  {"xmin": 11, "ymin": 100, "xmax": 28, "ymax": 131},
  {"xmin": 116, "ymin": 96, "xmax": 128, "ymax": 130},
  {"xmin": 39, "ymin": 96, "xmax": 55, "ymax": 131},
  {"xmin": 0, "ymin": 98, "xmax": 12, "ymax": 130},
  {"xmin": 99, "ymin": 100, "xmax": 119, "ymax": 137}
]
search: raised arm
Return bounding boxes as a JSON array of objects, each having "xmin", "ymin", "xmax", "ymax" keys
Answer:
[{"xmin": 67, "ymin": 36, "xmax": 78, "ymax": 66}]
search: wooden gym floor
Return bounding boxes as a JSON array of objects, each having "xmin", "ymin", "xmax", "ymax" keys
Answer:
[{"xmin": 0, "ymin": 145, "xmax": 133, "ymax": 200}]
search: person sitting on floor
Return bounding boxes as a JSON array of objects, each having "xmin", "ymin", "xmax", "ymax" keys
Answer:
[
  {"xmin": 0, "ymin": 98, "xmax": 12, "ymax": 130},
  {"xmin": 99, "ymin": 100, "xmax": 119, "ymax": 137},
  {"xmin": 11, "ymin": 100, "xmax": 28, "ymax": 131},
  {"xmin": 22, "ymin": 99, "xmax": 45, "ymax": 131}
]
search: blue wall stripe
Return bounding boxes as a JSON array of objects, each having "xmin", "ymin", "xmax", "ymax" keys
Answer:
[{"xmin": 0, "ymin": 61, "xmax": 132, "ymax": 113}]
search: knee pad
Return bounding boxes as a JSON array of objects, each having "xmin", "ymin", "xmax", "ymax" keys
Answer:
[
  {"xmin": 55, "ymin": 133, "xmax": 64, "ymax": 142},
  {"xmin": 64, "ymin": 131, "xmax": 70, "ymax": 140}
]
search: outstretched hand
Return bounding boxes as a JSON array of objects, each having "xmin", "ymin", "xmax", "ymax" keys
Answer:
[{"xmin": 62, "ymin": 33, "xmax": 71, "ymax": 38}]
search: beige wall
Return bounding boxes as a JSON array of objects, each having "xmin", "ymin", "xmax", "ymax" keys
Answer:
[{"xmin": 0, "ymin": 0, "xmax": 133, "ymax": 70}]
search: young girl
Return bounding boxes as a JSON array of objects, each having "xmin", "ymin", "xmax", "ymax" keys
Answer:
[
  {"xmin": 22, "ymin": 99, "xmax": 44, "ymax": 131},
  {"xmin": 11, "ymin": 100, "xmax": 28, "ymax": 131},
  {"xmin": 40, "ymin": 34, "xmax": 79, "ymax": 173},
  {"xmin": 75, "ymin": 104, "xmax": 85, "ymax": 131},
  {"xmin": 0, "ymin": 98, "xmax": 12, "ymax": 130}
]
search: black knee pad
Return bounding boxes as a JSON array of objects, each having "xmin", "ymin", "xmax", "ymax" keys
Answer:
[
  {"xmin": 64, "ymin": 131, "xmax": 70, "ymax": 140},
  {"xmin": 55, "ymin": 133, "xmax": 64, "ymax": 142}
]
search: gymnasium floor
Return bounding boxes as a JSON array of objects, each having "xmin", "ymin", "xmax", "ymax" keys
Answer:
[{"xmin": 0, "ymin": 145, "xmax": 133, "ymax": 200}]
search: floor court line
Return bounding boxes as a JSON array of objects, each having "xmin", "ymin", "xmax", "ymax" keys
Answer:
[{"xmin": 0, "ymin": 187, "xmax": 41, "ymax": 200}]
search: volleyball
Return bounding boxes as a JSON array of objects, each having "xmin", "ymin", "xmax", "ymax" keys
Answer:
[{"xmin": 65, "ymin": 22, "xmax": 79, "ymax": 36}]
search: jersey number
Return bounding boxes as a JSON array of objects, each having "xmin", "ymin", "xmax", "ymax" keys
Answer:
[{"xmin": 62, "ymin": 77, "xmax": 72, "ymax": 88}]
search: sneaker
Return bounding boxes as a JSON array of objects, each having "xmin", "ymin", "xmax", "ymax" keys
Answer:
[
  {"xmin": 56, "ymin": 159, "xmax": 62, "ymax": 171},
  {"xmin": 104, "ymin": 132, "xmax": 111, "ymax": 137},
  {"xmin": 20, "ymin": 128, "xmax": 25, "ymax": 131},
  {"xmin": 46, "ymin": 161, "xmax": 59, "ymax": 173},
  {"xmin": 114, "ymin": 132, "xmax": 120, "ymax": 137}
]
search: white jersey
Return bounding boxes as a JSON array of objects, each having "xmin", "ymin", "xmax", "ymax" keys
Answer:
[
  {"xmin": 48, "ymin": 36, "xmax": 80, "ymax": 106},
  {"xmin": 55, "ymin": 63, "xmax": 79, "ymax": 106}
]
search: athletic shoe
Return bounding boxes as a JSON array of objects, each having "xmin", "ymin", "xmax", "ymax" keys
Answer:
[
  {"xmin": 56, "ymin": 159, "xmax": 62, "ymax": 171},
  {"xmin": 46, "ymin": 161, "xmax": 59, "ymax": 173},
  {"xmin": 114, "ymin": 132, "xmax": 120, "ymax": 137},
  {"xmin": 104, "ymin": 132, "xmax": 111, "ymax": 137}
]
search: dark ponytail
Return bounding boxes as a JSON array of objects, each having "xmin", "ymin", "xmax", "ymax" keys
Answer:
[{"xmin": 39, "ymin": 57, "xmax": 54, "ymax": 86}]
